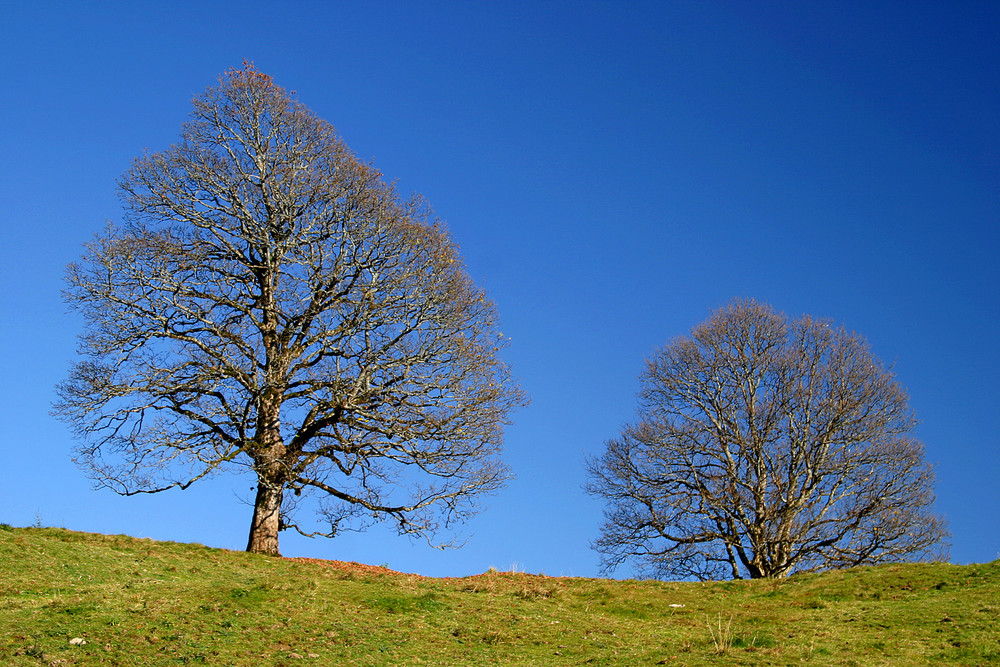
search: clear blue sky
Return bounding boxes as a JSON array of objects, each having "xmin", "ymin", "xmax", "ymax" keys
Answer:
[{"xmin": 1, "ymin": 1, "xmax": 997, "ymax": 578}]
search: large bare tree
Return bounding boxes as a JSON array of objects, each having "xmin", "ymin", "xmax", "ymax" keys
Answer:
[
  {"xmin": 586, "ymin": 300, "xmax": 947, "ymax": 580},
  {"xmin": 56, "ymin": 64, "xmax": 526, "ymax": 556}
]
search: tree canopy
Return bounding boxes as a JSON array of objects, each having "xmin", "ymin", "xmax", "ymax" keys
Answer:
[
  {"xmin": 56, "ymin": 64, "xmax": 526, "ymax": 556},
  {"xmin": 586, "ymin": 300, "xmax": 948, "ymax": 580}
]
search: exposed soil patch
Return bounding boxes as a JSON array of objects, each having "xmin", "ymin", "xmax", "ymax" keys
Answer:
[
  {"xmin": 285, "ymin": 556, "xmax": 575, "ymax": 584},
  {"xmin": 285, "ymin": 557, "xmax": 403, "ymax": 577}
]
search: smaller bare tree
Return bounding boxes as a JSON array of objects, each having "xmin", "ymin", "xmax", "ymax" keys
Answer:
[{"xmin": 586, "ymin": 299, "xmax": 948, "ymax": 580}]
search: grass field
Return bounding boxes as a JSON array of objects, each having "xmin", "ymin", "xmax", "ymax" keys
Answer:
[{"xmin": 1, "ymin": 525, "xmax": 997, "ymax": 665}]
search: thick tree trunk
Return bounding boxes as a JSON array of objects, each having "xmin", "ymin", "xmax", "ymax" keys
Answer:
[
  {"xmin": 246, "ymin": 480, "xmax": 283, "ymax": 555},
  {"xmin": 246, "ymin": 357, "xmax": 287, "ymax": 555}
]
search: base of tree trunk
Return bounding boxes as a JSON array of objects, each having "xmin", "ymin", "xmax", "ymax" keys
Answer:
[{"xmin": 246, "ymin": 483, "xmax": 283, "ymax": 556}]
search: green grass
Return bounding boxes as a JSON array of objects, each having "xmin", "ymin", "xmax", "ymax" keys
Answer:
[{"xmin": 1, "ymin": 526, "xmax": 998, "ymax": 665}]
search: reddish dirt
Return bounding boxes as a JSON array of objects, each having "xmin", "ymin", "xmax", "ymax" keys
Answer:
[
  {"xmin": 285, "ymin": 556, "xmax": 576, "ymax": 583},
  {"xmin": 285, "ymin": 556, "xmax": 407, "ymax": 577}
]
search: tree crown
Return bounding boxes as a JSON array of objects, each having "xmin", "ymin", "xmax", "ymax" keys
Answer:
[{"xmin": 587, "ymin": 299, "xmax": 947, "ymax": 580}]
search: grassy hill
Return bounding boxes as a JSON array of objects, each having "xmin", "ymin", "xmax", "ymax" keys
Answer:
[{"xmin": 1, "ymin": 526, "xmax": 997, "ymax": 665}]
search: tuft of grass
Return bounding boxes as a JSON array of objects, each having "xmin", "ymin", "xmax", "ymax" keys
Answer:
[
  {"xmin": 1, "ymin": 527, "xmax": 998, "ymax": 665},
  {"xmin": 705, "ymin": 612, "xmax": 735, "ymax": 654}
]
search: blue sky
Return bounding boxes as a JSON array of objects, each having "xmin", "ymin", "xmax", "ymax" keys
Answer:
[{"xmin": 1, "ymin": 1, "xmax": 997, "ymax": 578}]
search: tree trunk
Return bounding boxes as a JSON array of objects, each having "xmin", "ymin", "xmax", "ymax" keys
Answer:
[
  {"xmin": 246, "ymin": 363, "xmax": 286, "ymax": 555},
  {"xmin": 246, "ymin": 480, "xmax": 283, "ymax": 556}
]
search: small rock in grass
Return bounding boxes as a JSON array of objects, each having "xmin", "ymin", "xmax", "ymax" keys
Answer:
[{"xmin": 69, "ymin": 638, "xmax": 86, "ymax": 646}]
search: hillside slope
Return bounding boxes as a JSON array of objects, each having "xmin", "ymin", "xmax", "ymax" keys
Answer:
[{"xmin": 1, "ymin": 526, "xmax": 997, "ymax": 665}]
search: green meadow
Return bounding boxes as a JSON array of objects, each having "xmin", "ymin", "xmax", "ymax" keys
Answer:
[{"xmin": 1, "ymin": 526, "xmax": 997, "ymax": 665}]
